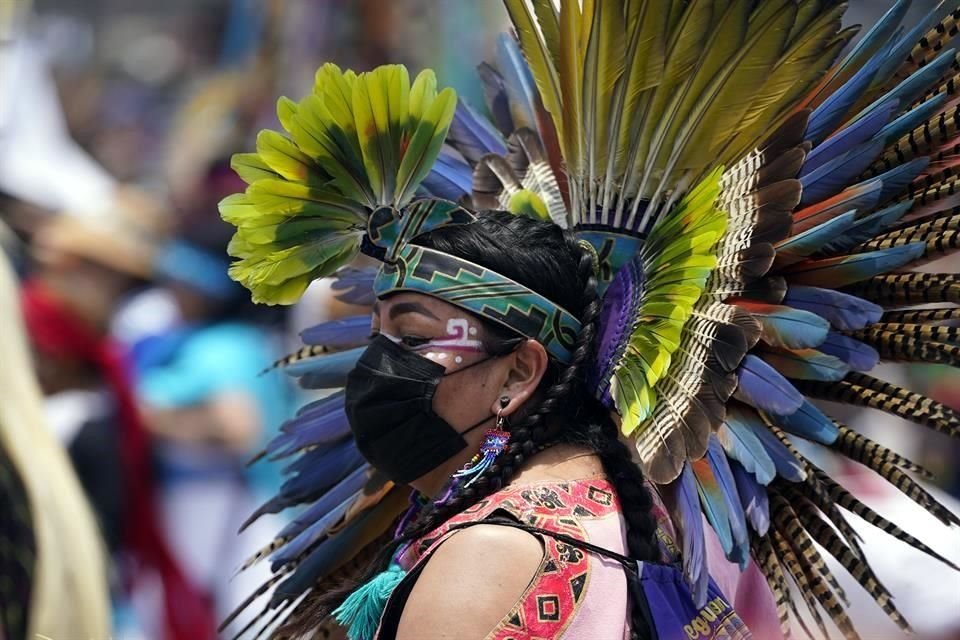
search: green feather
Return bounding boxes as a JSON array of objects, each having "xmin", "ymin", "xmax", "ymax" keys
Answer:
[{"xmin": 508, "ymin": 189, "xmax": 551, "ymax": 220}]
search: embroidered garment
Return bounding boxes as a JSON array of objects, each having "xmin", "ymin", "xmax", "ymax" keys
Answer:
[{"xmin": 397, "ymin": 477, "xmax": 632, "ymax": 639}]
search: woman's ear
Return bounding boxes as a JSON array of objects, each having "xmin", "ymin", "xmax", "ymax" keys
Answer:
[{"xmin": 492, "ymin": 339, "xmax": 548, "ymax": 417}]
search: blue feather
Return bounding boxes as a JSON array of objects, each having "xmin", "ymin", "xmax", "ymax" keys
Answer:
[
  {"xmin": 331, "ymin": 266, "xmax": 377, "ymax": 305},
  {"xmin": 300, "ymin": 315, "xmax": 372, "ymax": 348},
  {"xmin": 800, "ymin": 140, "xmax": 886, "ymax": 205},
  {"xmin": 447, "ymin": 99, "xmax": 507, "ymax": 164},
  {"xmin": 782, "ymin": 285, "xmax": 883, "ymax": 331},
  {"xmin": 818, "ymin": 332, "xmax": 880, "ymax": 371},
  {"xmin": 784, "ymin": 241, "xmax": 927, "ymax": 288},
  {"xmin": 494, "ymin": 34, "xmax": 538, "ymax": 131},
  {"xmin": 270, "ymin": 489, "xmax": 408, "ymax": 607},
  {"xmin": 816, "ymin": 199, "xmax": 915, "ymax": 255},
  {"xmin": 775, "ymin": 211, "xmax": 857, "ymax": 266},
  {"xmin": 673, "ymin": 463, "xmax": 708, "ymax": 607},
  {"xmin": 241, "ymin": 439, "xmax": 365, "ymax": 531},
  {"xmin": 271, "ymin": 487, "xmax": 363, "ymax": 570},
  {"xmin": 765, "ymin": 399, "xmax": 840, "ymax": 445},
  {"xmin": 806, "ymin": 38, "xmax": 892, "ymax": 144},
  {"xmin": 866, "ymin": 157, "xmax": 931, "ymax": 204},
  {"xmin": 275, "ymin": 465, "xmax": 370, "ymax": 543},
  {"xmin": 421, "ymin": 147, "xmax": 473, "ymax": 200},
  {"xmin": 295, "ymin": 346, "xmax": 366, "ymax": 389},
  {"xmin": 792, "ymin": 180, "xmax": 882, "ymax": 234},
  {"xmin": 729, "ymin": 459, "xmax": 770, "ymax": 536},
  {"xmin": 734, "ymin": 355, "xmax": 804, "ymax": 415},
  {"xmin": 692, "ymin": 457, "xmax": 734, "ymax": 563},
  {"xmin": 744, "ymin": 420, "xmax": 807, "ymax": 482},
  {"xmin": 717, "ymin": 404, "xmax": 777, "ymax": 485},
  {"xmin": 871, "ymin": 1, "xmax": 952, "ymax": 87},
  {"xmin": 828, "ymin": 0, "xmax": 911, "ymax": 90},
  {"xmin": 266, "ymin": 392, "xmax": 350, "ymax": 459},
  {"xmin": 877, "ymin": 95, "xmax": 946, "ymax": 149},
  {"xmin": 758, "ymin": 347, "xmax": 851, "ymax": 382},
  {"xmin": 802, "ymin": 101, "xmax": 895, "ymax": 176},
  {"xmin": 706, "ymin": 437, "xmax": 750, "ymax": 569},
  {"xmin": 275, "ymin": 440, "xmax": 366, "ymax": 506},
  {"xmin": 741, "ymin": 302, "xmax": 831, "ymax": 350},
  {"xmin": 850, "ymin": 48, "xmax": 957, "ymax": 128}
]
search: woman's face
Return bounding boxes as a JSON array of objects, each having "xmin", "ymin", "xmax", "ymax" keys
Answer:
[
  {"xmin": 371, "ymin": 292, "xmax": 507, "ymax": 438},
  {"xmin": 368, "ymin": 292, "xmax": 549, "ymax": 495}
]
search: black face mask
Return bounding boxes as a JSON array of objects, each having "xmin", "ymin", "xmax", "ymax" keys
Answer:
[{"xmin": 344, "ymin": 335, "xmax": 495, "ymax": 484}]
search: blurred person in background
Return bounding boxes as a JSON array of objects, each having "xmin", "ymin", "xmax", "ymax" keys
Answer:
[
  {"xmin": 134, "ymin": 223, "xmax": 292, "ymax": 628},
  {"xmin": 20, "ymin": 186, "xmax": 216, "ymax": 640},
  {"xmin": 0, "ymin": 245, "xmax": 109, "ymax": 640}
]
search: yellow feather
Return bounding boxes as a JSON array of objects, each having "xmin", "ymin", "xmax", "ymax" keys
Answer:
[{"xmin": 503, "ymin": 0, "xmax": 565, "ymax": 149}]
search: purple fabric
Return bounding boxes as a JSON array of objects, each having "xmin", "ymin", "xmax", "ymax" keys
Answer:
[{"xmin": 640, "ymin": 563, "xmax": 752, "ymax": 640}]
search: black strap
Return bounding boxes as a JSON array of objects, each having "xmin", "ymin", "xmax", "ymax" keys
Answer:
[
  {"xmin": 445, "ymin": 516, "xmax": 658, "ymax": 640},
  {"xmin": 447, "ymin": 517, "xmax": 637, "ymax": 569}
]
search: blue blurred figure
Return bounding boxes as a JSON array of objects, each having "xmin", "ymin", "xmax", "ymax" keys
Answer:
[{"xmin": 132, "ymin": 231, "xmax": 291, "ymax": 627}]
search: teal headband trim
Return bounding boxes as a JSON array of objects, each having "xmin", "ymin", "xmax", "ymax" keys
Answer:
[
  {"xmin": 374, "ymin": 244, "xmax": 582, "ymax": 363},
  {"xmin": 366, "ymin": 198, "xmax": 583, "ymax": 362}
]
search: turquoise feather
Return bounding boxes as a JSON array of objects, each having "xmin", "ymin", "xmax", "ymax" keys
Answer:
[
  {"xmin": 775, "ymin": 210, "xmax": 857, "ymax": 266},
  {"xmin": 717, "ymin": 403, "xmax": 777, "ymax": 485},
  {"xmin": 759, "ymin": 347, "xmax": 851, "ymax": 381},
  {"xmin": 783, "ymin": 242, "xmax": 927, "ymax": 287},
  {"xmin": 692, "ymin": 455, "xmax": 734, "ymax": 559},
  {"xmin": 764, "ymin": 399, "xmax": 839, "ymax": 445},
  {"xmin": 736, "ymin": 301, "xmax": 830, "ymax": 350}
]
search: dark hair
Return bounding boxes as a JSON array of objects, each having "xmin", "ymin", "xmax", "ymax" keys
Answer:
[{"xmin": 286, "ymin": 211, "xmax": 659, "ymax": 638}]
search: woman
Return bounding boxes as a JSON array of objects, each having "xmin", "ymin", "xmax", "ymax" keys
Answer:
[
  {"xmin": 341, "ymin": 212, "xmax": 672, "ymax": 639},
  {"xmin": 223, "ymin": 2, "xmax": 960, "ymax": 637}
]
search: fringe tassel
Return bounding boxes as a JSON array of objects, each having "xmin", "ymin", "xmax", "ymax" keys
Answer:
[
  {"xmin": 333, "ymin": 562, "xmax": 407, "ymax": 640},
  {"xmin": 453, "ymin": 429, "xmax": 510, "ymax": 487}
]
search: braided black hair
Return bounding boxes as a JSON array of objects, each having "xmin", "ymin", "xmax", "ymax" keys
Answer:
[{"xmin": 289, "ymin": 211, "xmax": 660, "ymax": 638}]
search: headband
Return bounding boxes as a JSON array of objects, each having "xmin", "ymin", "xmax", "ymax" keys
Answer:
[{"xmin": 366, "ymin": 200, "xmax": 582, "ymax": 363}]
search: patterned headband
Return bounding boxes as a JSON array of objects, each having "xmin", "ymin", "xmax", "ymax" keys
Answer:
[{"xmin": 366, "ymin": 200, "xmax": 582, "ymax": 363}]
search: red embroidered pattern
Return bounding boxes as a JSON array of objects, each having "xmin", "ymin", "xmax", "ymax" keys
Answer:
[{"xmin": 406, "ymin": 478, "xmax": 622, "ymax": 639}]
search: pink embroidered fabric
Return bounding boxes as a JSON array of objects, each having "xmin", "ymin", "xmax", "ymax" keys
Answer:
[{"xmin": 397, "ymin": 477, "xmax": 782, "ymax": 639}]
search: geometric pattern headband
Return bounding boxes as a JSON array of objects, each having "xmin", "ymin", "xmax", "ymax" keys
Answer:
[{"xmin": 367, "ymin": 199, "xmax": 582, "ymax": 363}]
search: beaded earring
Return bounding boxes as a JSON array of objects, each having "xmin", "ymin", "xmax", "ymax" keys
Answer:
[{"xmin": 453, "ymin": 396, "xmax": 511, "ymax": 487}]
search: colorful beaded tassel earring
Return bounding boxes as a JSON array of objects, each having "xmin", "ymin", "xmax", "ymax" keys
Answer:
[{"xmin": 454, "ymin": 396, "xmax": 511, "ymax": 487}]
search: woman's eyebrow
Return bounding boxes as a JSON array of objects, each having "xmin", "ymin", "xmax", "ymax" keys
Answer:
[{"xmin": 388, "ymin": 301, "xmax": 441, "ymax": 321}]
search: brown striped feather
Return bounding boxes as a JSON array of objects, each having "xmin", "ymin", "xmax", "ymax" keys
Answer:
[
  {"xmin": 831, "ymin": 423, "xmax": 935, "ymax": 479},
  {"xmin": 794, "ymin": 376, "xmax": 960, "ymax": 437},
  {"xmin": 771, "ymin": 528, "xmax": 830, "ymax": 639},
  {"xmin": 752, "ymin": 534, "xmax": 793, "ymax": 636},
  {"xmin": 812, "ymin": 467, "xmax": 960, "ymax": 570},
  {"xmin": 843, "ymin": 273, "xmax": 960, "ymax": 306},
  {"xmin": 769, "ymin": 491, "xmax": 858, "ymax": 639},
  {"xmin": 780, "ymin": 485, "xmax": 914, "ymax": 634},
  {"xmin": 880, "ymin": 306, "xmax": 960, "ymax": 323},
  {"xmin": 768, "ymin": 425, "xmax": 866, "ymax": 555}
]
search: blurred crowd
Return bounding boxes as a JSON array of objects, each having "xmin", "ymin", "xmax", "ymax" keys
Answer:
[{"xmin": 0, "ymin": 1, "xmax": 958, "ymax": 639}]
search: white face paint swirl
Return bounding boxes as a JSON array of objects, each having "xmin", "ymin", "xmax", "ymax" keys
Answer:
[{"xmin": 381, "ymin": 319, "xmax": 487, "ymax": 367}]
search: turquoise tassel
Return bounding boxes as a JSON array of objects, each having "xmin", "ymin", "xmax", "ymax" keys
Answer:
[{"xmin": 333, "ymin": 562, "xmax": 407, "ymax": 640}]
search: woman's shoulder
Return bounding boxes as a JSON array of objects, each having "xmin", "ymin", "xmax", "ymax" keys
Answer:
[{"xmin": 395, "ymin": 523, "xmax": 544, "ymax": 640}]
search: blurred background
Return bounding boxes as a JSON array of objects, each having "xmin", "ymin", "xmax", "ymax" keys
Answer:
[{"xmin": 0, "ymin": 0, "xmax": 957, "ymax": 639}]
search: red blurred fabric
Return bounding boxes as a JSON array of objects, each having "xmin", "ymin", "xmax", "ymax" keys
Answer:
[{"xmin": 21, "ymin": 279, "xmax": 216, "ymax": 640}]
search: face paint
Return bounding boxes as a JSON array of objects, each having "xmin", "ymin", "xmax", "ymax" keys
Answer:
[{"xmin": 415, "ymin": 318, "xmax": 486, "ymax": 356}]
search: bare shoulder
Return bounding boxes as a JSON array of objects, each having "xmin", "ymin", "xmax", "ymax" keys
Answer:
[{"xmin": 395, "ymin": 524, "xmax": 544, "ymax": 640}]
